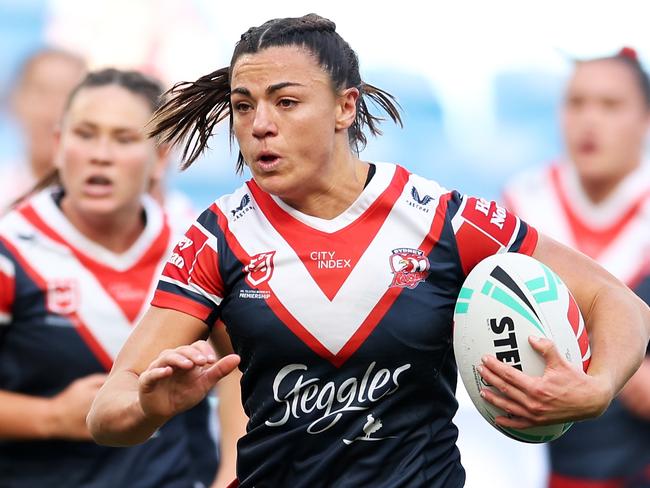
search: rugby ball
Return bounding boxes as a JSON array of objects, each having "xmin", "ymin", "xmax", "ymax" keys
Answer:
[{"xmin": 453, "ymin": 252, "xmax": 591, "ymax": 443}]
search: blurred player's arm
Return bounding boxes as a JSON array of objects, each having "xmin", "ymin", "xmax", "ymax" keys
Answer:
[
  {"xmin": 211, "ymin": 324, "xmax": 247, "ymax": 488},
  {"xmin": 0, "ymin": 374, "xmax": 105, "ymax": 440},
  {"xmin": 87, "ymin": 306, "xmax": 239, "ymax": 446},
  {"xmin": 619, "ymin": 358, "xmax": 650, "ymax": 419},
  {"xmin": 480, "ymin": 233, "xmax": 650, "ymax": 428}
]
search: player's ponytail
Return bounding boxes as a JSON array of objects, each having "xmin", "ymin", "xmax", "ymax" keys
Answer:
[
  {"xmin": 148, "ymin": 67, "xmax": 231, "ymax": 170},
  {"xmin": 148, "ymin": 13, "xmax": 403, "ymax": 175}
]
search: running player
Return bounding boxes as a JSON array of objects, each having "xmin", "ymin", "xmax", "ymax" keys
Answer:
[
  {"xmin": 504, "ymin": 47, "xmax": 650, "ymax": 488},
  {"xmin": 88, "ymin": 15, "xmax": 650, "ymax": 488},
  {"xmin": 0, "ymin": 68, "xmax": 217, "ymax": 487}
]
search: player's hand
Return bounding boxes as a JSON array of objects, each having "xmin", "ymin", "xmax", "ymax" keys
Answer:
[
  {"xmin": 619, "ymin": 359, "xmax": 650, "ymax": 420},
  {"xmin": 50, "ymin": 373, "xmax": 108, "ymax": 440},
  {"xmin": 477, "ymin": 336, "xmax": 612, "ymax": 429},
  {"xmin": 138, "ymin": 340, "xmax": 240, "ymax": 420}
]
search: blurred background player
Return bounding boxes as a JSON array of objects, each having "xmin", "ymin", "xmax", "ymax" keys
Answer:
[
  {"xmin": 503, "ymin": 47, "xmax": 650, "ymax": 487},
  {"xmin": 0, "ymin": 48, "xmax": 86, "ymax": 213},
  {"xmin": 0, "ymin": 68, "xmax": 218, "ymax": 487}
]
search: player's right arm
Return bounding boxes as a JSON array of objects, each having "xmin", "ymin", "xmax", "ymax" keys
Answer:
[
  {"xmin": 88, "ymin": 215, "xmax": 241, "ymax": 446},
  {"xmin": 88, "ymin": 307, "xmax": 239, "ymax": 446},
  {"xmin": 0, "ymin": 247, "xmax": 107, "ymax": 440}
]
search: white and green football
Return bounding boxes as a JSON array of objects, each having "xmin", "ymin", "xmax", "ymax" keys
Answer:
[{"xmin": 453, "ymin": 252, "xmax": 591, "ymax": 443}]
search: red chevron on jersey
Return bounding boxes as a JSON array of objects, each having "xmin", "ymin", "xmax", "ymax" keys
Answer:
[
  {"xmin": 247, "ymin": 166, "xmax": 408, "ymax": 301},
  {"xmin": 208, "ymin": 165, "xmax": 451, "ymax": 367},
  {"xmin": 504, "ymin": 163, "xmax": 650, "ymax": 286},
  {"xmin": 550, "ymin": 165, "xmax": 650, "ymax": 259},
  {"xmin": 1, "ymin": 190, "xmax": 171, "ymax": 368},
  {"xmin": 0, "ymin": 252, "xmax": 15, "ymax": 324},
  {"xmin": 18, "ymin": 198, "xmax": 170, "ymax": 323}
]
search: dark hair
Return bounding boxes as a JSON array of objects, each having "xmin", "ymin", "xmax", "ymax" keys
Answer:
[
  {"xmin": 65, "ymin": 68, "xmax": 165, "ymax": 114},
  {"xmin": 576, "ymin": 47, "xmax": 650, "ymax": 109},
  {"xmin": 14, "ymin": 68, "xmax": 165, "ymax": 206},
  {"xmin": 149, "ymin": 13, "xmax": 402, "ymax": 173}
]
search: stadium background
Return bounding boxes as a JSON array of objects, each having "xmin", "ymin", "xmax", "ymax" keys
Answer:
[{"xmin": 0, "ymin": 1, "xmax": 648, "ymax": 487}]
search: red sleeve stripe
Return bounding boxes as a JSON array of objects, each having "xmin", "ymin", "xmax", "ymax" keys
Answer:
[
  {"xmin": 517, "ymin": 225, "xmax": 539, "ymax": 256},
  {"xmin": 151, "ymin": 289, "xmax": 213, "ymax": 321}
]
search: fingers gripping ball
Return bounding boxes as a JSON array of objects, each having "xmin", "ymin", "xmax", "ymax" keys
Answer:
[{"xmin": 453, "ymin": 253, "xmax": 591, "ymax": 443}]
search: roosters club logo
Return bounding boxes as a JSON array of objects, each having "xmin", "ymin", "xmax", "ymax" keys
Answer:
[
  {"xmin": 46, "ymin": 278, "xmax": 79, "ymax": 315},
  {"xmin": 244, "ymin": 251, "xmax": 276, "ymax": 287},
  {"xmin": 389, "ymin": 248, "xmax": 430, "ymax": 289}
]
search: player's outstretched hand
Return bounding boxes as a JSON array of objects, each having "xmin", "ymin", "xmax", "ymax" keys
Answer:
[
  {"xmin": 477, "ymin": 336, "xmax": 612, "ymax": 429},
  {"xmin": 139, "ymin": 340, "xmax": 240, "ymax": 420}
]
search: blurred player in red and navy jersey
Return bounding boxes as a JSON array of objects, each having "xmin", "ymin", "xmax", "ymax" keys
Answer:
[
  {"xmin": 504, "ymin": 47, "xmax": 650, "ymax": 488},
  {"xmin": 0, "ymin": 68, "xmax": 218, "ymax": 487}
]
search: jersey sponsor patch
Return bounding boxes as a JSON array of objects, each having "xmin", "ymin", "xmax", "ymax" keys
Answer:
[
  {"xmin": 461, "ymin": 197, "xmax": 516, "ymax": 246},
  {"xmin": 388, "ymin": 248, "xmax": 430, "ymax": 289},
  {"xmin": 452, "ymin": 195, "xmax": 526, "ymax": 275},
  {"xmin": 46, "ymin": 278, "xmax": 79, "ymax": 315},
  {"xmin": 244, "ymin": 251, "xmax": 275, "ymax": 288}
]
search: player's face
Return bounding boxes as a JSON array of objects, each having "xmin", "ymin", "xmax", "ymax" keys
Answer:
[
  {"xmin": 13, "ymin": 55, "xmax": 85, "ymax": 177},
  {"xmin": 230, "ymin": 45, "xmax": 352, "ymax": 202},
  {"xmin": 562, "ymin": 60, "xmax": 650, "ymax": 185},
  {"xmin": 55, "ymin": 85, "xmax": 165, "ymax": 220}
]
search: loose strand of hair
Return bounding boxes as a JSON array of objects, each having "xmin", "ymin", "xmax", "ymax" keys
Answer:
[
  {"xmin": 11, "ymin": 169, "xmax": 60, "ymax": 209},
  {"xmin": 350, "ymin": 82, "xmax": 403, "ymax": 152},
  {"xmin": 148, "ymin": 67, "xmax": 231, "ymax": 170}
]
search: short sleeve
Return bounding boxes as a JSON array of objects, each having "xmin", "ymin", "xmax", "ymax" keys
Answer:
[
  {"xmin": 448, "ymin": 192, "xmax": 538, "ymax": 277},
  {"xmin": 151, "ymin": 212, "xmax": 226, "ymax": 326},
  {"xmin": 0, "ymin": 246, "xmax": 16, "ymax": 325}
]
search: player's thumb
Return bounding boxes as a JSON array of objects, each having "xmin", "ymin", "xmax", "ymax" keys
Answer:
[
  {"xmin": 529, "ymin": 335, "xmax": 562, "ymax": 367},
  {"xmin": 205, "ymin": 354, "xmax": 241, "ymax": 385}
]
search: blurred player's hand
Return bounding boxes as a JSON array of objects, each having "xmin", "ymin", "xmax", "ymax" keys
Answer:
[
  {"xmin": 138, "ymin": 340, "xmax": 240, "ymax": 420},
  {"xmin": 619, "ymin": 358, "xmax": 650, "ymax": 420},
  {"xmin": 477, "ymin": 336, "xmax": 611, "ymax": 429},
  {"xmin": 51, "ymin": 373, "xmax": 107, "ymax": 440}
]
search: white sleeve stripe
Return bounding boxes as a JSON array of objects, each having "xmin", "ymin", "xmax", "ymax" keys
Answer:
[
  {"xmin": 194, "ymin": 221, "xmax": 219, "ymax": 253},
  {"xmin": 505, "ymin": 217, "xmax": 521, "ymax": 251},
  {"xmin": 159, "ymin": 275, "xmax": 223, "ymax": 306},
  {"xmin": 0, "ymin": 312, "xmax": 11, "ymax": 324},
  {"xmin": 0, "ymin": 254, "xmax": 14, "ymax": 278}
]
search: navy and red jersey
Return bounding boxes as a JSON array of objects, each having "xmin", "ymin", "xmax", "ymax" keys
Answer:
[
  {"xmin": 153, "ymin": 162, "xmax": 538, "ymax": 488},
  {"xmin": 504, "ymin": 162, "xmax": 650, "ymax": 487},
  {"xmin": 0, "ymin": 188, "xmax": 216, "ymax": 487}
]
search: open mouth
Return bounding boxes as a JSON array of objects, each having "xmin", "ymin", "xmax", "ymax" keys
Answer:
[
  {"xmin": 257, "ymin": 152, "xmax": 281, "ymax": 170},
  {"xmin": 84, "ymin": 174, "xmax": 113, "ymax": 196}
]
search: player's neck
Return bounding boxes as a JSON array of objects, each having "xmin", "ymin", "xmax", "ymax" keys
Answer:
[
  {"xmin": 280, "ymin": 155, "xmax": 369, "ymax": 220},
  {"xmin": 60, "ymin": 199, "xmax": 146, "ymax": 253},
  {"xmin": 579, "ymin": 170, "xmax": 634, "ymax": 204}
]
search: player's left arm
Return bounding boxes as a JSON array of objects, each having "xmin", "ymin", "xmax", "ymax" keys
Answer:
[{"xmin": 479, "ymin": 233, "xmax": 650, "ymax": 428}]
